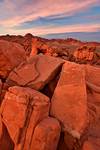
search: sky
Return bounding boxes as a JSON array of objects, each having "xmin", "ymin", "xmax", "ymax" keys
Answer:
[{"xmin": 0, "ymin": 0, "xmax": 100, "ymax": 41}]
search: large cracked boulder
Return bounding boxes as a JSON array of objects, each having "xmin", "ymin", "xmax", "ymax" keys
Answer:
[
  {"xmin": 0, "ymin": 86, "xmax": 60, "ymax": 150},
  {"xmin": 6, "ymin": 55, "xmax": 64, "ymax": 90},
  {"xmin": 1, "ymin": 86, "xmax": 49, "ymax": 149},
  {"xmin": 0, "ymin": 40, "xmax": 26, "ymax": 79},
  {"xmin": 51, "ymin": 61, "xmax": 88, "ymax": 139}
]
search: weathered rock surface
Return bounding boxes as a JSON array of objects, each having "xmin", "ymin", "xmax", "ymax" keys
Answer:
[
  {"xmin": 74, "ymin": 46, "xmax": 95, "ymax": 61},
  {"xmin": 0, "ymin": 37, "xmax": 100, "ymax": 150},
  {"xmin": 82, "ymin": 65, "xmax": 100, "ymax": 150},
  {"xmin": 6, "ymin": 55, "xmax": 64, "ymax": 90},
  {"xmin": 0, "ymin": 33, "xmax": 33, "ymax": 56},
  {"xmin": 31, "ymin": 37, "xmax": 100, "ymax": 65},
  {"xmin": 0, "ymin": 34, "xmax": 100, "ymax": 65},
  {"xmin": 51, "ymin": 61, "xmax": 88, "ymax": 139},
  {"xmin": 30, "ymin": 117, "xmax": 61, "ymax": 150},
  {"xmin": 0, "ymin": 40, "xmax": 26, "ymax": 79},
  {"xmin": 1, "ymin": 86, "xmax": 50, "ymax": 149}
]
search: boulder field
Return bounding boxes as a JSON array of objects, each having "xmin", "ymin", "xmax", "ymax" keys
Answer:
[{"xmin": 0, "ymin": 39, "xmax": 100, "ymax": 150}]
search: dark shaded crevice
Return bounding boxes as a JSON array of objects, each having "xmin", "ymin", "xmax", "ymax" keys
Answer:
[
  {"xmin": 40, "ymin": 65, "xmax": 63, "ymax": 99},
  {"xmin": 0, "ymin": 122, "xmax": 14, "ymax": 150},
  {"xmin": 57, "ymin": 132, "xmax": 68, "ymax": 150}
]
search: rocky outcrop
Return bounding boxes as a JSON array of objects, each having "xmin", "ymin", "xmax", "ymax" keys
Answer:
[
  {"xmin": 74, "ymin": 46, "xmax": 95, "ymax": 61},
  {"xmin": 0, "ymin": 86, "xmax": 60, "ymax": 150},
  {"xmin": 0, "ymin": 34, "xmax": 100, "ymax": 65},
  {"xmin": 0, "ymin": 41, "xmax": 100, "ymax": 150},
  {"xmin": 82, "ymin": 65, "xmax": 100, "ymax": 150},
  {"xmin": 6, "ymin": 55, "xmax": 64, "ymax": 90},
  {"xmin": 31, "ymin": 37, "xmax": 100, "ymax": 65},
  {"xmin": 0, "ymin": 33, "xmax": 33, "ymax": 56},
  {"xmin": 50, "ymin": 61, "xmax": 88, "ymax": 149},
  {"xmin": 0, "ymin": 40, "xmax": 26, "ymax": 79},
  {"xmin": 1, "ymin": 86, "xmax": 49, "ymax": 148}
]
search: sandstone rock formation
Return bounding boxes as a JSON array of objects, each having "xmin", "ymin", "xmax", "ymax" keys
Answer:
[
  {"xmin": 82, "ymin": 65, "xmax": 100, "ymax": 150},
  {"xmin": 0, "ymin": 33, "xmax": 33, "ymax": 56},
  {"xmin": 0, "ymin": 34, "xmax": 100, "ymax": 65},
  {"xmin": 0, "ymin": 86, "xmax": 60, "ymax": 150},
  {"xmin": 0, "ymin": 36, "xmax": 100, "ymax": 150},
  {"xmin": 50, "ymin": 61, "xmax": 88, "ymax": 139},
  {"xmin": 74, "ymin": 46, "xmax": 94, "ymax": 59},
  {"xmin": 0, "ymin": 40, "xmax": 26, "ymax": 79},
  {"xmin": 6, "ymin": 55, "xmax": 64, "ymax": 90}
]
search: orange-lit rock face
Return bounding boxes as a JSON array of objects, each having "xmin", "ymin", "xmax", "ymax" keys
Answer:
[
  {"xmin": 30, "ymin": 38, "xmax": 39, "ymax": 56},
  {"xmin": 74, "ymin": 46, "xmax": 95, "ymax": 61},
  {"xmin": 31, "ymin": 38, "xmax": 54, "ymax": 57},
  {"xmin": 30, "ymin": 117, "xmax": 61, "ymax": 150},
  {"xmin": 0, "ymin": 40, "xmax": 26, "ymax": 79},
  {"xmin": 0, "ymin": 36, "xmax": 100, "ymax": 150},
  {"xmin": 6, "ymin": 55, "xmax": 64, "ymax": 90},
  {"xmin": 1, "ymin": 86, "xmax": 50, "ymax": 149},
  {"xmin": 51, "ymin": 61, "xmax": 88, "ymax": 139},
  {"xmin": 83, "ymin": 65, "xmax": 100, "ymax": 150},
  {"xmin": 0, "ymin": 34, "xmax": 33, "ymax": 56}
]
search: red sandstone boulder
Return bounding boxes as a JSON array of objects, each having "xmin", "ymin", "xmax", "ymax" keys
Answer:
[
  {"xmin": 82, "ymin": 65, "xmax": 100, "ymax": 150},
  {"xmin": 1, "ymin": 86, "xmax": 50, "ymax": 149},
  {"xmin": 30, "ymin": 117, "xmax": 61, "ymax": 150},
  {"xmin": 0, "ymin": 40, "xmax": 26, "ymax": 79},
  {"xmin": 6, "ymin": 55, "xmax": 64, "ymax": 90},
  {"xmin": 51, "ymin": 61, "xmax": 88, "ymax": 139}
]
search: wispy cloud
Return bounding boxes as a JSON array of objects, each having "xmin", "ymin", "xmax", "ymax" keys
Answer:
[
  {"xmin": 0, "ymin": 0, "xmax": 99, "ymax": 27},
  {"xmin": 1, "ymin": 23, "xmax": 100, "ymax": 35},
  {"xmin": 0, "ymin": 0, "xmax": 100, "ymax": 36}
]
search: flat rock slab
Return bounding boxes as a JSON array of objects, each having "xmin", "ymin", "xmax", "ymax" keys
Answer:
[
  {"xmin": 51, "ymin": 61, "xmax": 87, "ymax": 139},
  {"xmin": 6, "ymin": 55, "xmax": 64, "ymax": 90},
  {"xmin": 0, "ymin": 40, "xmax": 26, "ymax": 78}
]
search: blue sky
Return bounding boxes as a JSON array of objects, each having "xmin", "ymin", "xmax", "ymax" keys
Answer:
[{"xmin": 0, "ymin": 0, "xmax": 100, "ymax": 41}]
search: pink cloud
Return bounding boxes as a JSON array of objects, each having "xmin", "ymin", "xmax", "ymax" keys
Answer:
[
  {"xmin": 1, "ymin": 23, "xmax": 99, "ymax": 35},
  {"xmin": 86, "ymin": 15, "xmax": 100, "ymax": 20},
  {"xmin": 0, "ymin": 0, "xmax": 99, "ymax": 27}
]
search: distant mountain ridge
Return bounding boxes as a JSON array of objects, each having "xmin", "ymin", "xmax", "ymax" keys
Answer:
[{"xmin": 42, "ymin": 32, "xmax": 100, "ymax": 42}]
